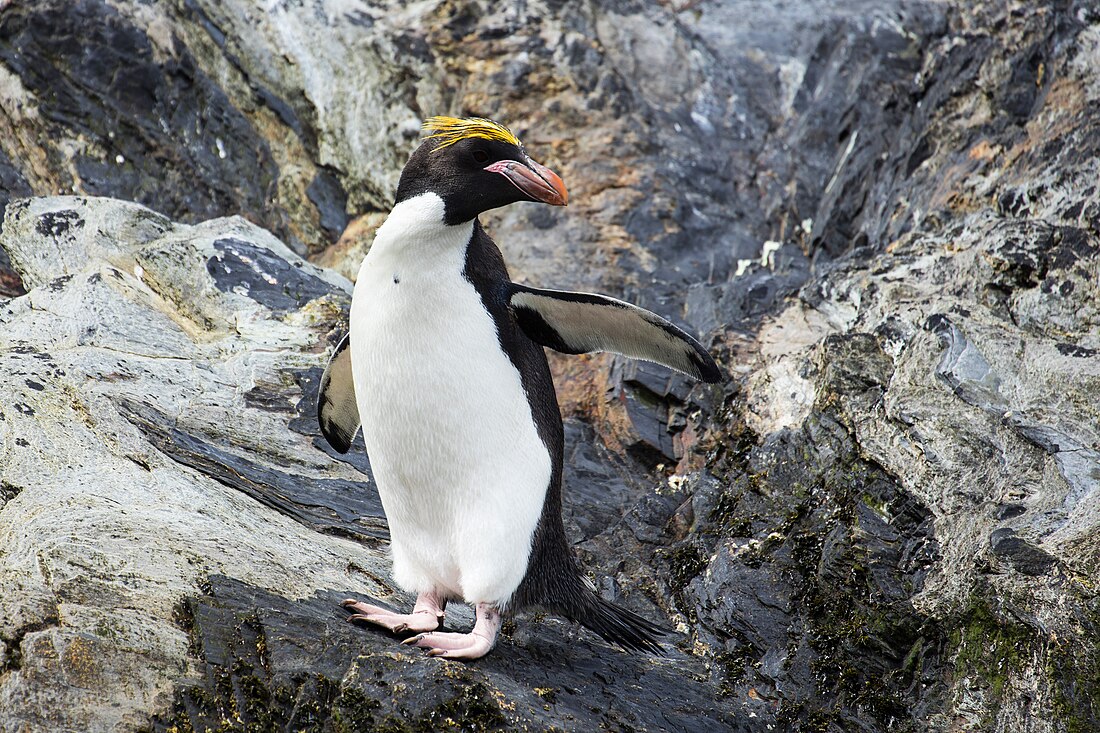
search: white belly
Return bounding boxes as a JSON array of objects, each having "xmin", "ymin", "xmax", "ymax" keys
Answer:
[{"xmin": 348, "ymin": 194, "xmax": 551, "ymax": 606}]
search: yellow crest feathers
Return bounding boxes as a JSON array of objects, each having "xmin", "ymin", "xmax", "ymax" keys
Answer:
[{"xmin": 421, "ymin": 116, "xmax": 522, "ymax": 150}]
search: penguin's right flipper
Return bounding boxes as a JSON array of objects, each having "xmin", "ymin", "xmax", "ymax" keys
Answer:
[
  {"xmin": 507, "ymin": 284, "xmax": 722, "ymax": 383},
  {"xmin": 317, "ymin": 333, "xmax": 360, "ymax": 453}
]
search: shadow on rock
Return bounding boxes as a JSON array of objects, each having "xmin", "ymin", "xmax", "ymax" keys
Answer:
[{"xmin": 154, "ymin": 575, "xmax": 753, "ymax": 733}]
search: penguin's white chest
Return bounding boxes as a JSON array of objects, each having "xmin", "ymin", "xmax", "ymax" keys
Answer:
[{"xmin": 348, "ymin": 193, "xmax": 551, "ymax": 606}]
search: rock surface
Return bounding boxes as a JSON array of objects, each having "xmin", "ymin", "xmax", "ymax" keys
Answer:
[
  {"xmin": 0, "ymin": 195, "xmax": 744, "ymax": 733},
  {"xmin": 2, "ymin": 1, "xmax": 1100, "ymax": 732}
]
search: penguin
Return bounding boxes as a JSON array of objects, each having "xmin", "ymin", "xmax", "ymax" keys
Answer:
[{"xmin": 318, "ymin": 116, "xmax": 722, "ymax": 659}]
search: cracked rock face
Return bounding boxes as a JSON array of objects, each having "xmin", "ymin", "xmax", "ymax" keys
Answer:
[
  {"xmin": 2, "ymin": 1, "xmax": 1100, "ymax": 732},
  {"xmin": 0, "ymin": 197, "xmax": 390, "ymax": 731}
]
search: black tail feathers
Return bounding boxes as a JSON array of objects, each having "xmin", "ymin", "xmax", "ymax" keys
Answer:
[{"xmin": 576, "ymin": 594, "xmax": 668, "ymax": 655}]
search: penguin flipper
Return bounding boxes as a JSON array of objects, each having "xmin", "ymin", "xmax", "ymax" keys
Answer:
[
  {"xmin": 507, "ymin": 284, "xmax": 722, "ymax": 383},
  {"xmin": 317, "ymin": 333, "xmax": 360, "ymax": 453}
]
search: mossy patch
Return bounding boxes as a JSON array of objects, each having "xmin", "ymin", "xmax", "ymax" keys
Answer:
[
  {"xmin": 950, "ymin": 599, "xmax": 1033, "ymax": 703},
  {"xmin": 1047, "ymin": 613, "xmax": 1100, "ymax": 733},
  {"xmin": 941, "ymin": 596, "xmax": 1100, "ymax": 730},
  {"xmin": 715, "ymin": 640, "xmax": 757, "ymax": 691},
  {"xmin": 419, "ymin": 680, "xmax": 508, "ymax": 731},
  {"xmin": 694, "ymin": 407, "xmax": 943, "ymax": 730},
  {"xmin": 666, "ymin": 542, "xmax": 708, "ymax": 594}
]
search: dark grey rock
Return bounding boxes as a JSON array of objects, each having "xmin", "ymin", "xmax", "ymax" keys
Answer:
[
  {"xmin": 989, "ymin": 529, "xmax": 1058, "ymax": 577},
  {"xmin": 0, "ymin": 0, "xmax": 285, "ymax": 244},
  {"xmin": 117, "ymin": 398, "xmax": 388, "ymax": 544},
  {"xmin": 206, "ymin": 238, "xmax": 333, "ymax": 313},
  {"xmin": 151, "ymin": 575, "xmax": 754, "ymax": 733}
]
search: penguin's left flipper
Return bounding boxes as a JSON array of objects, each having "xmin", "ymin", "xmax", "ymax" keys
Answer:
[
  {"xmin": 317, "ymin": 333, "xmax": 361, "ymax": 453},
  {"xmin": 508, "ymin": 284, "xmax": 723, "ymax": 383}
]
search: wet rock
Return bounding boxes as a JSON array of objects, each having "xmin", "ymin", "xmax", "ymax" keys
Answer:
[
  {"xmin": 152, "ymin": 576, "xmax": 751, "ymax": 733},
  {"xmin": 559, "ymin": 420, "xmax": 638, "ymax": 544},
  {"xmin": 117, "ymin": 398, "xmax": 388, "ymax": 544},
  {"xmin": 669, "ymin": 411, "xmax": 943, "ymax": 729},
  {"xmin": 729, "ymin": 2, "xmax": 1100, "ymax": 728},
  {"xmin": 926, "ymin": 314, "xmax": 1009, "ymax": 413}
]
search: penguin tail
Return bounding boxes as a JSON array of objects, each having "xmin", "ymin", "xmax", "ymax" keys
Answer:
[{"xmin": 576, "ymin": 594, "xmax": 669, "ymax": 655}]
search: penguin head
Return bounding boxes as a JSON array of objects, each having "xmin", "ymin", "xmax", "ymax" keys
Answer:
[{"xmin": 395, "ymin": 116, "xmax": 568, "ymax": 225}]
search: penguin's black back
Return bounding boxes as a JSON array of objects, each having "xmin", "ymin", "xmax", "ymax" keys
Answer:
[{"xmin": 462, "ymin": 222, "xmax": 665, "ymax": 654}]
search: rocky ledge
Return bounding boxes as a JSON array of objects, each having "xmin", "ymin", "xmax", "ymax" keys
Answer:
[{"xmin": 0, "ymin": 195, "xmax": 749, "ymax": 731}]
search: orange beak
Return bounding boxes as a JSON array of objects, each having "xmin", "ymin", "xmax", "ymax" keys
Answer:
[{"xmin": 485, "ymin": 157, "xmax": 569, "ymax": 206}]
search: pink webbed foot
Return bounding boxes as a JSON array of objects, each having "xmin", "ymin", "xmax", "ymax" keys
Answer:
[
  {"xmin": 342, "ymin": 591, "xmax": 445, "ymax": 634},
  {"xmin": 403, "ymin": 602, "xmax": 500, "ymax": 660}
]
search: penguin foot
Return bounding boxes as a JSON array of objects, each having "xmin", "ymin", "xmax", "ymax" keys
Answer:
[
  {"xmin": 403, "ymin": 602, "xmax": 500, "ymax": 660},
  {"xmin": 343, "ymin": 605, "xmax": 442, "ymax": 633},
  {"xmin": 403, "ymin": 630, "xmax": 495, "ymax": 658},
  {"xmin": 342, "ymin": 591, "xmax": 445, "ymax": 634}
]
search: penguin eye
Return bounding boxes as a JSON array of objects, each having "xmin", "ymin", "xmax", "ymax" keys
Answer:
[{"xmin": 471, "ymin": 149, "xmax": 490, "ymax": 164}]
